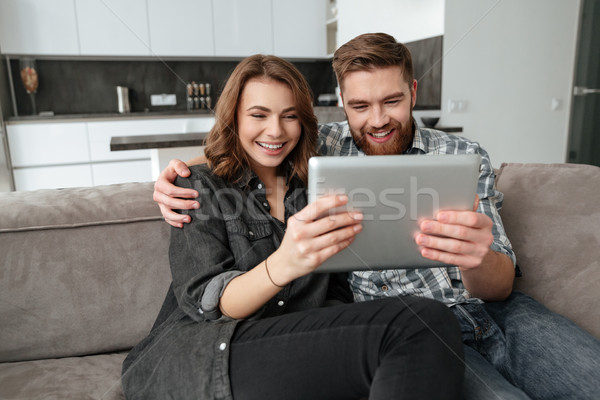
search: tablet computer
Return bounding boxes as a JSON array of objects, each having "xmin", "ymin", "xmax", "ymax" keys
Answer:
[{"xmin": 307, "ymin": 153, "xmax": 481, "ymax": 272}]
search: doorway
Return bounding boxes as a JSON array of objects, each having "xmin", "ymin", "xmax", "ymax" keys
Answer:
[{"xmin": 567, "ymin": 0, "xmax": 600, "ymax": 167}]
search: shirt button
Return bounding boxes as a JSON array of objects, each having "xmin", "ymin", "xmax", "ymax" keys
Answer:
[
  {"xmin": 277, "ymin": 300, "xmax": 285, "ymax": 307},
  {"xmin": 263, "ymin": 202, "xmax": 269, "ymax": 208},
  {"xmin": 198, "ymin": 308, "xmax": 204, "ymax": 314},
  {"xmin": 258, "ymin": 183, "xmax": 263, "ymax": 189},
  {"xmin": 248, "ymin": 231, "xmax": 254, "ymax": 237},
  {"xmin": 219, "ymin": 342, "xmax": 227, "ymax": 351},
  {"xmin": 382, "ymin": 285, "xmax": 389, "ymax": 291}
]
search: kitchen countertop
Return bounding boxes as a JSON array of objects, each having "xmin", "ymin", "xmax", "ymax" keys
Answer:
[
  {"xmin": 110, "ymin": 132, "xmax": 208, "ymax": 151},
  {"xmin": 5, "ymin": 106, "xmax": 346, "ymax": 125},
  {"xmin": 6, "ymin": 109, "xmax": 214, "ymax": 124}
]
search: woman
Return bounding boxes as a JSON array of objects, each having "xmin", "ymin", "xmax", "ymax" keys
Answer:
[{"xmin": 121, "ymin": 55, "xmax": 463, "ymax": 400}]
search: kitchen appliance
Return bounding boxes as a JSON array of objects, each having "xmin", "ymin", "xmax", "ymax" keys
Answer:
[{"xmin": 116, "ymin": 86, "xmax": 130, "ymax": 113}]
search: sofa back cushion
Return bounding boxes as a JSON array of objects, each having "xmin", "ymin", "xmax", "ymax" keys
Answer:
[
  {"xmin": 0, "ymin": 183, "xmax": 172, "ymax": 362},
  {"xmin": 495, "ymin": 163, "xmax": 600, "ymax": 338}
]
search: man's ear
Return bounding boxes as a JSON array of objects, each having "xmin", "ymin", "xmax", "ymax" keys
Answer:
[{"xmin": 411, "ymin": 79, "xmax": 418, "ymax": 108}]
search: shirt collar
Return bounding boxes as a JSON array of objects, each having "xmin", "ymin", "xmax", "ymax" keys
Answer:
[
  {"xmin": 404, "ymin": 121, "xmax": 428, "ymax": 155},
  {"xmin": 235, "ymin": 163, "xmax": 300, "ymax": 191}
]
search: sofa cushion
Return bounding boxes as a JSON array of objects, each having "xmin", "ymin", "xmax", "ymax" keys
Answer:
[
  {"xmin": 0, "ymin": 183, "xmax": 172, "ymax": 362},
  {"xmin": 0, "ymin": 352, "xmax": 126, "ymax": 399},
  {"xmin": 495, "ymin": 163, "xmax": 600, "ymax": 338}
]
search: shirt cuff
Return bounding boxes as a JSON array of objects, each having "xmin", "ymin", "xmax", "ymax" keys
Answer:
[{"xmin": 200, "ymin": 270, "xmax": 245, "ymax": 320}]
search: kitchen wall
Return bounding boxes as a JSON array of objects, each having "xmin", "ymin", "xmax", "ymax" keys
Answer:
[
  {"xmin": 335, "ymin": 0, "xmax": 445, "ymax": 121},
  {"xmin": 336, "ymin": 0, "xmax": 582, "ymax": 166},
  {"xmin": 336, "ymin": 0, "xmax": 445, "ymax": 45},
  {"xmin": 441, "ymin": 0, "xmax": 581, "ymax": 166},
  {"xmin": 8, "ymin": 58, "xmax": 336, "ymax": 117}
]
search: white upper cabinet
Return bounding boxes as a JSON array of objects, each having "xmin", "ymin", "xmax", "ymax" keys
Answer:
[
  {"xmin": 0, "ymin": 0, "xmax": 80, "ymax": 55},
  {"xmin": 213, "ymin": 0, "xmax": 273, "ymax": 57},
  {"xmin": 273, "ymin": 0, "xmax": 327, "ymax": 58},
  {"xmin": 147, "ymin": 0, "xmax": 215, "ymax": 57},
  {"xmin": 0, "ymin": 0, "xmax": 329, "ymax": 58},
  {"xmin": 75, "ymin": 0, "xmax": 151, "ymax": 56}
]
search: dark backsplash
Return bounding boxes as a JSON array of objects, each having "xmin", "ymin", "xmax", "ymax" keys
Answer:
[{"xmin": 9, "ymin": 58, "xmax": 337, "ymax": 116}]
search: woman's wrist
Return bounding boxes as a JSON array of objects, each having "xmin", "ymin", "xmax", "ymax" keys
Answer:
[
  {"xmin": 264, "ymin": 256, "xmax": 286, "ymax": 288},
  {"xmin": 264, "ymin": 251, "xmax": 294, "ymax": 287}
]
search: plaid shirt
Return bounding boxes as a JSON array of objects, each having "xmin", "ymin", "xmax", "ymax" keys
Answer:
[{"xmin": 317, "ymin": 121, "xmax": 516, "ymax": 306}]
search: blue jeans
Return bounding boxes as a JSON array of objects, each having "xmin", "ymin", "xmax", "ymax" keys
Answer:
[{"xmin": 453, "ymin": 292, "xmax": 600, "ymax": 399}]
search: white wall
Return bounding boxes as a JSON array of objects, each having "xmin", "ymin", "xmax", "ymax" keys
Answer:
[
  {"xmin": 441, "ymin": 0, "xmax": 580, "ymax": 166},
  {"xmin": 336, "ymin": 0, "xmax": 445, "ymax": 45},
  {"xmin": 335, "ymin": 0, "xmax": 445, "ymax": 119}
]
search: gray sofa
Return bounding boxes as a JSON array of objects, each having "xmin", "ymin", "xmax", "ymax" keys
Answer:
[{"xmin": 1, "ymin": 162, "xmax": 599, "ymax": 399}]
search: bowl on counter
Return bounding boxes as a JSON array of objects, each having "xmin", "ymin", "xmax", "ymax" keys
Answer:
[{"xmin": 420, "ymin": 117, "xmax": 440, "ymax": 128}]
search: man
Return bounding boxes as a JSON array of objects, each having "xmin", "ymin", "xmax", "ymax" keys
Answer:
[{"xmin": 153, "ymin": 33, "xmax": 600, "ymax": 399}]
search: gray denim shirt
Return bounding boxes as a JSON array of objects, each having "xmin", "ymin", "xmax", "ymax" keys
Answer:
[{"xmin": 122, "ymin": 164, "xmax": 346, "ymax": 400}]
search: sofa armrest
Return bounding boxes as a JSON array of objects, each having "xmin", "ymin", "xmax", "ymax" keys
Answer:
[{"xmin": 495, "ymin": 163, "xmax": 600, "ymax": 339}]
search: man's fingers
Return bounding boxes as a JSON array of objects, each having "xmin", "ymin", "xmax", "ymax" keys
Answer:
[
  {"xmin": 154, "ymin": 191, "xmax": 199, "ymax": 211},
  {"xmin": 153, "ymin": 179, "xmax": 199, "ymax": 200},
  {"xmin": 166, "ymin": 159, "xmax": 191, "ymax": 178},
  {"xmin": 436, "ymin": 210, "xmax": 492, "ymax": 229},
  {"xmin": 159, "ymin": 204, "xmax": 191, "ymax": 227},
  {"xmin": 472, "ymin": 194, "xmax": 480, "ymax": 212},
  {"xmin": 419, "ymin": 246, "xmax": 482, "ymax": 269}
]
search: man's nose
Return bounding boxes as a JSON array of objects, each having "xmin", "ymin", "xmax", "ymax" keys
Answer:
[{"xmin": 368, "ymin": 106, "xmax": 389, "ymax": 128}]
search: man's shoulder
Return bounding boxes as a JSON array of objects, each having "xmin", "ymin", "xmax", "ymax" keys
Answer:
[
  {"xmin": 318, "ymin": 120, "xmax": 349, "ymax": 136},
  {"xmin": 417, "ymin": 127, "xmax": 483, "ymax": 155}
]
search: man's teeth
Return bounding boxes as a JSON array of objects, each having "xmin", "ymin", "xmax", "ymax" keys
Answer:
[
  {"xmin": 370, "ymin": 130, "xmax": 391, "ymax": 138},
  {"xmin": 258, "ymin": 142, "xmax": 284, "ymax": 150}
]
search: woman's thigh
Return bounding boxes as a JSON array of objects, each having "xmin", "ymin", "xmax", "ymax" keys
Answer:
[{"xmin": 230, "ymin": 297, "xmax": 464, "ymax": 400}]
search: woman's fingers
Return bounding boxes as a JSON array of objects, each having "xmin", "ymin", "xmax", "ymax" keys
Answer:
[{"xmin": 293, "ymin": 194, "xmax": 348, "ymax": 223}]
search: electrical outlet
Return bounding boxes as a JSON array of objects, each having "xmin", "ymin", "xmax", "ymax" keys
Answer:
[
  {"xmin": 448, "ymin": 99, "xmax": 468, "ymax": 113},
  {"xmin": 151, "ymin": 94, "xmax": 177, "ymax": 106}
]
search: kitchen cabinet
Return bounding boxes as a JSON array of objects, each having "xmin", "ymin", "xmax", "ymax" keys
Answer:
[
  {"xmin": 0, "ymin": 0, "xmax": 80, "ymax": 56},
  {"xmin": 1, "ymin": 0, "xmax": 329, "ymax": 59},
  {"xmin": 273, "ymin": 0, "xmax": 327, "ymax": 58},
  {"xmin": 147, "ymin": 0, "xmax": 214, "ymax": 57},
  {"xmin": 91, "ymin": 160, "xmax": 152, "ymax": 186},
  {"xmin": 213, "ymin": 0, "xmax": 273, "ymax": 57},
  {"xmin": 6, "ymin": 115, "xmax": 214, "ymax": 191},
  {"xmin": 13, "ymin": 165, "xmax": 93, "ymax": 192},
  {"xmin": 7, "ymin": 122, "xmax": 90, "ymax": 167},
  {"xmin": 75, "ymin": 0, "xmax": 151, "ymax": 56}
]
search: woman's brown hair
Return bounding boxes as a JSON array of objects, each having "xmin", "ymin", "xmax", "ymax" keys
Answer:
[
  {"xmin": 332, "ymin": 32, "xmax": 414, "ymax": 92},
  {"xmin": 204, "ymin": 54, "xmax": 318, "ymax": 184}
]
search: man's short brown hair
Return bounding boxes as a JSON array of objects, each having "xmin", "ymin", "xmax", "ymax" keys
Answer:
[{"xmin": 332, "ymin": 32, "xmax": 414, "ymax": 91}]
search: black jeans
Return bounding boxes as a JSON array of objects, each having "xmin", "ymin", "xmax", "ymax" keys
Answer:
[{"xmin": 230, "ymin": 297, "xmax": 464, "ymax": 400}]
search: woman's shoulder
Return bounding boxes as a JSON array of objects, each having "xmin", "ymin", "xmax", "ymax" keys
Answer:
[{"xmin": 175, "ymin": 163, "xmax": 228, "ymax": 190}]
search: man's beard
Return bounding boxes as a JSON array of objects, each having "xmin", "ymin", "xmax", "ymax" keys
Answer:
[{"xmin": 350, "ymin": 113, "xmax": 415, "ymax": 156}]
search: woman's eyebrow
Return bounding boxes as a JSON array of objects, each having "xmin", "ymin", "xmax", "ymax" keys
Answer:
[
  {"xmin": 247, "ymin": 105, "xmax": 271, "ymax": 112},
  {"xmin": 246, "ymin": 105, "xmax": 296, "ymax": 113}
]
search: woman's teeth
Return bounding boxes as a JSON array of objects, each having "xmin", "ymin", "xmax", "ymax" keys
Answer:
[
  {"xmin": 258, "ymin": 142, "xmax": 284, "ymax": 150},
  {"xmin": 370, "ymin": 130, "xmax": 391, "ymax": 138}
]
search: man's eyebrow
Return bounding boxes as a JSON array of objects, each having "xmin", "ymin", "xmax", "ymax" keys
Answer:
[
  {"xmin": 345, "ymin": 92, "xmax": 405, "ymax": 106},
  {"xmin": 383, "ymin": 92, "xmax": 405, "ymax": 101}
]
